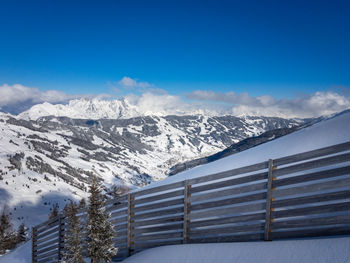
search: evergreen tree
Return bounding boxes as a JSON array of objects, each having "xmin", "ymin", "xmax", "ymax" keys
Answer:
[
  {"xmin": 0, "ymin": 206, "xmax": 16, "ymax": 254},
  {"xmin": 16, "ymin": 223, "xmax": 27, "ymax": 244},
  {"xmin": 62, "ymin": 201, "xmax": 84, "ymax": 263},
  {"xmin": 87, "ymin": 177, "xmax": 117, "ymax": 263},
  {"xmin": 49, "ymin": 204, "xmax": 59, "ymax": 219},
  {"xmin": 79, "ymin": 198, "xmax": 86, "ymax": 209}
]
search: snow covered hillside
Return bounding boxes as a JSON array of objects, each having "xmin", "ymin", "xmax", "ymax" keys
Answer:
[
  {"xmin": 0, "ymin": 110, "xmax": 303, "ymax": 229},
  {"xmin": 122, "ymin": 237, "xmax": 350, "ymax": 263},
  {"xmin": 147, "ymin": 110, "xmax": 350, "ymax": 186}
]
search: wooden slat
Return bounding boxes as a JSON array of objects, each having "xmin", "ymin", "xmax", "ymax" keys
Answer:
[
  {"xmin": 190, "ymin": 172, "xmax": 268, "ymax": 194},
  {"xmin": 133, "ymin": 231, "xmax": 183, "ymax": 241},
  {"xmin": 35, "ymin": 233, "xmax": 59, "ymax": 246},
  {"xmin": 189, "ymin": 202, "xmax": 266, "ymax": 220},
  {"xmin": 133, "ymin": 181, "xmax": 185, "ymax": 197},
  {"xmin": 110, "ymin": 209, "xmax": 128, "ymax": 218},
  {"xmin": 131, "ymin": 239, "xmax": 182, "ymax": 251},
  {"xmin": 36, "ymin": 244, "xmax": 59, "ymax": 255},
  {"xmin": 105, "ymin": 194, "xmax": 128, "ymax": 205},
  {"xmin": 35, "ymin": 221, "xmax": 60, "ymax": 234},
  {"xmin": 35, "ymin": 216, "xmax": 60, "ymax": 230},
  {"xmin": 270, "ymin": 225, "xmax": 350, "ymax": 239},
  {"xmin": 133, "ymin": 223, "xmax": 183, "ymax": 235},
  {"xmin": 133, "ymin": 189, "xmax": 184, "ymax": 205},
  {"xmin": 190, "ymin": 223, "xmax": 265, "ymax": 236},
  {"xmin": 274, "ymin": 141, "xmax": 350, "ymax": 166},
  {"xmin": 133, "ymin": 198, "xmax": 183, "ymax": 213},
  {"xmin": 133, "ymin": 206, "xmax": 184, "ymax": 220},
  {"xmin": 272, "ymin": 190, "xmax": 350, "ymax": 208},
  {"xmin": 36, "ymin": 226, "xmax": 60, "ymax": 240},
  {"xmin": 273, "ymin": 165, "xmax": 350, "ymax": 188},
  {"xmin": 274, "ymin": 152, "xmax": 350, "ymax": 177},
  {"xmin": 34, "ymin": 249, "xmax": 59, "ymax": 260},
  {"xmin": 189, "ymin": 212, "xmax": 266, "ymax": 228},
  {"xmin": 271, "ymin": 213, "xmax": 350, "ymax": 229},
  {"xmin": 190, "ymin": 181, "xmax": 267, "ymax": 203},
  {"xmin": 131, "ymin": 215, "xmax": 184, "ymax": 228},
  {"xmin": 111, "ymin": 216, "xmax": 128, "ymax": 225},
  {"xmin": 34, "ymin": 238, "xmax": 59, "ymax": 249},
  {"xmin": 188, "ymin": 161, "xmax": 268, "ymax": 185},
  {"xmin": 272, "ymin": 201, "xmax": 350, "ymax": 219},
  {"xmin": 273, "ymin": 177, "xmax": 350, "ymax": 198},
  {"xmin": 190, "ymin": 192, "xmax": 267, "ymax": 211},
  {"xmin": 189, "ymin": 233, "xmax": 264, "ymax": 243},
  {"xmin": 106, "ymin": 203, "xmax": 128, "ymax": 213}
]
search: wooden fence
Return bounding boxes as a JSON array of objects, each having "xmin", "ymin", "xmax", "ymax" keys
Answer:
[{"xmin": 32, "ymin": 141, "xmax": 350, "ymax": 262}]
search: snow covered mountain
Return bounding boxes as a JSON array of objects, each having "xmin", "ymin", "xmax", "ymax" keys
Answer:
[{"xmin": 0, "ymin": 111, "xmax": 304, "ymax": 228}]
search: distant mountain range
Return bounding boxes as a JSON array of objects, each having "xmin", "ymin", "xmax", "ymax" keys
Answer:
[{"xmin": 0, "ymin": 98, "xmax": 321, "ymax": 227}]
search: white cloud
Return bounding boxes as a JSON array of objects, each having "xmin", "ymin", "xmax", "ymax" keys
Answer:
[
  {"xmin": 118, "ymin": 76, "xmax": 152, "ymax": 89},
  {"xmin": 0, "ymin": 84, "xmax": 80, "ymax": 114},
  {"xmin": 186, "ymin": 90, "xmax": 350, "ymax": 118}
]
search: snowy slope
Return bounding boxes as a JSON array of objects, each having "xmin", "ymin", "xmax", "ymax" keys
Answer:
[
  {"xmin": 146, "ymin": 110, "xmax": 350, "ymax": 186},
  {"xmin": 122, "ymin": 237, "xmax": 350, "ymax": 263}
]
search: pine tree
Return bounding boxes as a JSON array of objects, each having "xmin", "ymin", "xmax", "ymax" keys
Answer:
[
  {"xmin": 0, "ymin": 206, "xmax": 16, "ymax": 254},
  {"xmin": 49, "ymin": 204, "xmax": 59, "ymax": 219},
  {"xmin": 87, "ymin": 177, "xmax": 117, "ymax": 263},
  {"xmin": 16, "ymin": 223, "xmax": 27, "ymax": 244},
  {"xmin": 79, "ymin": 198, "xmax": 86, "ymax": 209},
  {"xmin": 62, "ymin": 201, "xmax": 84, "ymax": 263}
]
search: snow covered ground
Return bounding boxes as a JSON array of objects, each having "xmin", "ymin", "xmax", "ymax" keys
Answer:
[
  {"xmin": 146, "ymin": 110, "xmax": 350, "ymax": 187},
  {"xmin": 2, "ymin": 236, "xmax": 349, "ymax": 263},
  {"xmin": 122, "ymin": 236, "xmax": 350, "ymax": 263}
]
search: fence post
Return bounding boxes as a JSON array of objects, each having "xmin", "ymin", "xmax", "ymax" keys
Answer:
[
  {"xmin": 127, "ymin": 193, "xmax": 134, "ymax": 256},
  {"xmin": 264, "ymin": 159, "xmax": 276, "ymax": 241},
  {"xmin": 58, "ymin": 215, "xmax": 64, "ymax": 260},
  {"xmin": 32, "ymin": 227, "xmax": 36, "ymax": 263},
  {"xmin": 183, "ymin": 180, "xmax": 191, "ymax": 243}
]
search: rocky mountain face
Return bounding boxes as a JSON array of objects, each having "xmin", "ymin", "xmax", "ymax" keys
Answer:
[{"xmin": 0, "ymin": 111, "xmax": 308, "ymax": 227}]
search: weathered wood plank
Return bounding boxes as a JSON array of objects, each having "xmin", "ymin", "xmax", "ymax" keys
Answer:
[
  {"xmin": 188, "ymin": 161, "xmax": 268, "ymax": 185},
  {"xmin": 34, "ymin": 233, "xmax": 59, "ymax": 246},
  {"xmin": 190, "ymin": 181, "xmax": 267, "ymax": 203},
  {"xmin": 133, "ymin": 206, "xmax": 184, "ymax": 220},
  {"xmin": 105, "ymin": 194, "xmax": 128, "ymax": 205},
  {"xmin": 274, "ymin": 141, "xmax": 350, "ymax": 166},
  {"xmin": 33, "ymin": 238, "xmax": 59, "ymax": 249},
  {"xmin": 36, "ymin": 256, "xmax": 58, "ymax": 263},
  {"xmin": 273, "ymin": 177, "xmax": 350, "ymax": 198},
  {"xmin": 183, "ymin": 180, "xmax": 190, "ymax": 244},
  {"xmin": 36, "ymin": 226, "xmax": 60, "ymax": 240},
  {"xmin": 131, "ymin": 239, "xmax": 183, "ymax": 251},
  {"xmin": 133, "ymin": 198, "xmax": 183, "ymax": 213},
  {"xmin": 133, "ymin": 223, "xmax": 183, "ymax": 235},
  {"xmin": 133, "ymin": 189, "xmax": 184, "ymax": 206},
  {"xmin": 110, "ymin": 209, "xmax": 128, "ymax": 218},
  {"xmin": 131, "ymin": 215, "xmax": 184, "ymax": 228},
  {"xmin": 272, "ymin": 201, "xmax": 350, "ymax": 219},
  {"xmin": 273, "ymin": 165, "xmax": 350, "ymax": 188},
  {"xmin": 106, "ymin": 203, "xmax": 128, "ymax": 213},
  {"xmin": 36, "ymin": 244, "xmax": 59, "ymax": 255},
  {"xmin": 134, "ymin": 231, "xmax": 183, "ymax": 242},
  {"xmin": 133, "ymin": 181, "xmax": 185, "ymax": 198},
  {"xmin": 35, "ymin": 216, "xmax": 60, "ymax": 230},
  {"xmin": 34, "ymin": 249, "xmax": 59, "ymax": 261},
  {"xmin": 190, "ymin": 222, "xmax": 265, "ymax": 236},
  {"xmin": 189, "ymin": 202, "xmax": 266, "ymax": 220},
  {"xmin": 270, "ymin": 225, "xmax": 350, "ymax": 239},
  {"xmin": 189, "ymin": 212, "xmax": 266, "ymax": 228},
  {"xmin": 272, "ymin": 190, "xmax": 350, "ymax": 208},
  {"xmin": 271, "ymin": 213, "xmax": 350, "ymax": 229},
  {"xmin": 191, "ymin": 192, "xmax": 267, "ymax": 211},
  {"xmin": 111, "ymin": 216, "xmax": 128, "ymax": 225},
  {"xmin": 189, "ymin": 233, "xmax": 264, "ymax": 243},
  {"xmin": 190, "ymin": 172, "xmax": 268, "ymax": 194},
  {"xmin": 274, "ymin": 152, "xmax": 350, "ymax": 177},
  {"xmin": 34, "ymin": 221, "xmax": 59, "ymax": 234}
]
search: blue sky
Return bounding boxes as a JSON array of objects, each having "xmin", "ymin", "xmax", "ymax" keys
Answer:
[{"xmin": 0, "ymin": 0, "xmax": 350, "ymax": 117}]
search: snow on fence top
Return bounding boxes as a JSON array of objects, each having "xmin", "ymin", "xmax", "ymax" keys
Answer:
[{"xmin": 32, "ymin": 141, "xmax": 350, "ymax": 263}]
